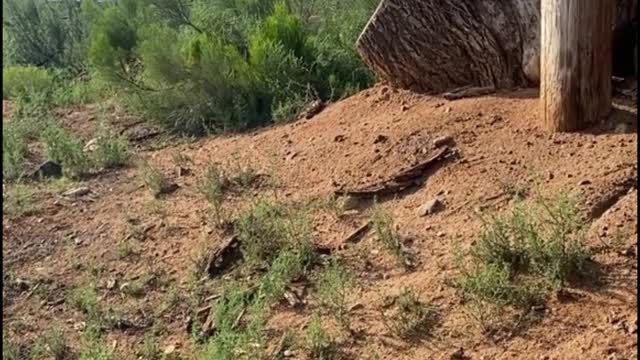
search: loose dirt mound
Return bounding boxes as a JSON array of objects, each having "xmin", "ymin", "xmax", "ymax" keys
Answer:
[{"xmin": 3, "ymin": 85, "xmax": 637, "ymax": 359}]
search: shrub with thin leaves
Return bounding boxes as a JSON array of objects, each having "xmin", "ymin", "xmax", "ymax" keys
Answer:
[
  {"xmin": 2, "ymin": 124, "xmax": 28, "ymax": 180},
  {"xmin": 456, "ymin": 190, "xmax": 590, "ymax": 308},
  {"xmin": 40, "ymin": 123, "xmax": 89, "ymax": 178},
  {"xmin": 3, "ymin": 184, "xmax": 34, "ymax": 217},
  {"xmin": 370, "ymin": 205, "xmax": 415, "ymax": 269},
  {"xmin": 2, "ymin": 65, "xmax": 54, "ymax": 100},
  {"xmin": 307, "ymin": 315, "xmax": 336, "ymax": 360},
  {"xmin": 381, "ymin": 287, "xmax": 436, "ymax": 339},
  {"xmin": 91, "ymin": 123, "xmax": 129, "ymax": 169},
  {"xmin": 235, "ymin": 200, "xmax": 311, "ymax": 269},
  {"xmin": 138, "ymin": 161, "xmax": 168, "ymax": 198},
  {"xmin": 314, "ymin": 260, "xmax": 354, "ymax": 328}
]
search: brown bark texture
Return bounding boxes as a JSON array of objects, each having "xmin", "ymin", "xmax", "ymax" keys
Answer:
[
  {"xmin": 356, "ymin": 0, "xmax": 636, "ymax": 93},
  {"xmin": 540, "ymin": 0, "xmax": 613, "ymax": 132}
]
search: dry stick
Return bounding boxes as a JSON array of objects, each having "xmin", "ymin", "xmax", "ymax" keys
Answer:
[{"xmin": 341, "ymin": 221, "xmax": 372, "ymax": 248}]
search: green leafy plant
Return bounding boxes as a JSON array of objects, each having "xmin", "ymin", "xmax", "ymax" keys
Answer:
[
  {"xmin": 235, "ymin": 200, "xmax": 311, "ymax": 270},
  {"xmin": 381, "ymin": 287, "xmax": 436, "ymax": 339},
  {"xmin": 40, "ymin": 123, "xmax": 89, "ymax": 178},
  {"xmin": 3, "ymin": 124, "xmax": 29, "ymax": 179},
  {"xmin": 370, "ymin": 205, "xmax": 415, "ymax": 269},
  {"xmin": 3, "ymin": 183, "xmax": 34, "ymax": 217},
  {"xmin": 315, "ymin": 260, "xmax": 354, "ymax": 329},
  {"xmin": 2, "ymin": 65, "xmax": 53, "ymax": 100},
  {"xmin": 91, "ymin": 123, "xmax": 129, "ymax": 169},
  {"xmin": 455, "ymin": 190, "xmax": 590, "ymax": 311},
  {"xmin": 307, "ymin": 315, "xmax": 336, "ymax": 360},
  {"xmin": 197, "ymin": 164, "xmax": 228, "ymax": 225},
  {"xmin": 138, "ymin": 161, "xmax": 168, "ymax": 198}
]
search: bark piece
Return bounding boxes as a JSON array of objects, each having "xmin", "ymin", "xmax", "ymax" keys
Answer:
[{"xmin": 335, "ymin": 147, "xmax": 454, "ymax": 198}]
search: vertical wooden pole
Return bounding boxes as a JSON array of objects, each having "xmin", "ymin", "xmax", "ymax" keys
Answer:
[{"xmin": 540, "ymin": 0, "xmax": 614, "ymax": 132}]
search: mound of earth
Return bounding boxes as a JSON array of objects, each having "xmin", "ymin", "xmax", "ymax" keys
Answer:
[{"xmin": 3, "ymin": 84, "xmax": 637, "ymax": 359}]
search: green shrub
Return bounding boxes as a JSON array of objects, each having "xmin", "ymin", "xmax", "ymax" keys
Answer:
[
  {"xmin": 235, "ymin": 200, "xmax": 311, "ymax": 269},
  {"xmin": 315, "ymin": 260, "xmax": 354, "ymax": 329},
  {"xmin": 370, "ymin": 205, "xmax": 415, "ymax": 269},
  {"xmin": 381, "ymin": 287, "xmax": 436, "ymax": 339},
  {"xmin": 3, "ymin": 184, "xmax": 34, "ymax": 217},
  {"xmin": 197, "ymin": 164, "xmax": 228, "ymax": 225},
  {"xmin": 40, "ymin": 123, "xmax": 89, "ymax": 178},
  {"xmin": 138, "ymin": 161, "xmax": 168, "ymax": 198},
  {"xmin": 2, "ymin": 124, "xmax": 28, "ymax": 180},
  {"xmin": 2, "ymin": 65, "xmax": 54, "ymax": 100},
  {"xmin": 307, "ymin": 315, "xmax": 336, "ymax": 360},
  {"xmin": 2, "ymin": 0, "xmax": 87, "ymax": 69},
  {"xmin": 91, "ymin": 123, "xmax": 129, "ymax": 169},
  {"xmin": 456, "ymin": 190, "xmax": 590, "ymax": 308}
]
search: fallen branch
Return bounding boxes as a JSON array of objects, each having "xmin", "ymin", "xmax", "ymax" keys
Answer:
[
  {"xmin": 442, "ymin": 86, "xmax": 495, "ymax": 100},
  {"xmin": 342, "ymin": 221, "xmax": 372, "ymax": 246},
  {"xmin": 335, "ymin": 146, "xmax": 454, "ymax": 198}
]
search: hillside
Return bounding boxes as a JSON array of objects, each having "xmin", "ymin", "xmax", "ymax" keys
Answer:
[{"xmin": 3, "ymin": 85, "xmax": 638, "ymax": 359}]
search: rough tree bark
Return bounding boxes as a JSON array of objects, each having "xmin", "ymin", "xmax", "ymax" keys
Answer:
[
  {"xmin": 540, "ymin": 0, "xmax": 613, "ymax": 132},
  {"xmin": 356, "ymin": 0, "xmax": 636, "ymax": 93}
]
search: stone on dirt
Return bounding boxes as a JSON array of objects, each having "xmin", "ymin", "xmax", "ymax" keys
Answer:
[{"xmin": 417, "ymin": 198, "xmax": 443, "ymax": 216}]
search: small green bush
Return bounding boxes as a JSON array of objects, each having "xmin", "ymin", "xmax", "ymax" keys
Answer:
[
  {"xmin": 91, "ymin": 123, "xmax": 129, "ymax": 169},
  {"xmin": 381, "ymin": 287, "xmax": 435, "ymax": 339},
  {"xmin": 138, "ymin": 161, "xmax": 168, "ymax": 198},
  {"xmin": 315, "ymin": 260, "xmax": 354, "ymax": 329},
  {"xmin": 197, "ymin": 164, "xmax": 228, "ymax": 225},
  {"xmin": 2, "ymin": 65, "xmax": 54, "ymax": 100},
  {"xmin": 456, "ymin": 190, "xmax": 590, "ymax": 309},
  {"xmin": 307, "ymin": 315, "xmax": 336, "ymax": 360},
  {"xmin": 3, "ymin": 184, "xmax": 34, "ymax": 217},
  {"xmin": 40, "ymin": 123, "xmax": 89, "ymax": 178},
  {"xmin": 370, "ymin": 205, "xmax": 415, "ymax": 269},
  {"xmin": 2, "ymin": 124, "xmax": 28, "ymax": 180},
  {"xmin": 235, "ymin": 200, "xmax": 311, "ymax": 269}
]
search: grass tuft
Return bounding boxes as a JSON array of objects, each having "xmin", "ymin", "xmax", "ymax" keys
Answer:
[{"xmin": 370, "ymin": 205, "xmax": 415, "ymax": 269}]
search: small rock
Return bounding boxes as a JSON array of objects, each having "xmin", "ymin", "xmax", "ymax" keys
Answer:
[
  {"xmin": 433, "ymin": 135, "xmax": 453, "ymax": 148},
  {"xmin": 417, "ymin": 198, "xmax": 443, "ymax": 216},
  {"xmin": 450, "ymin": 347, "xmax": 466, "ymax": 359},
  {"xmin": 283, "ymin": 350, "xmax": 296, "ymax": 357},
  {"xmin": 373, "ymin": 134, "xmax": 389, "ymax": 144},
  {"xmin": 159, "ymin": 182, "xmax": 179, "ymax": 195},
  {"xmin": 83, "ymin": 138, "xmax": 98, "ymax": 152},
  {"xmin": 437, "ymin": 231, "xmax": 446, "ymax": 237},
  {"xmin": 401, "ymin": 105, "xmax": 409, "ymax": 112},
  {"xmin": 164, "ymin": 345, "xmax": 176, "ymax": 355},
  {"xmin": 334, "ymin": 135, "xmax": 346, "ymax": 142},
  {"xmin": 578, "ymin": 179, "xmax": 591, "ymax": 186},
  {"xmin": 62, "ymin": 187, "xmax": 91, "ymax": 197},
  {"xmin": 445, "ymin": 107, "xmax": 452, "ymax": 113},
  {"xmin": 31, "ymin": 160, "xmax": 62, "ymax": 180},
  {"xmin": 74, "ymin": 322, "xmax": 86, "ymax": 331},
  {"xmin": 106, "ymin": 277, "xmax": 117, "ymax": 290},
  {"xmin": 348, "ymin": 303, "xmax": 365, "ymax": 312}
]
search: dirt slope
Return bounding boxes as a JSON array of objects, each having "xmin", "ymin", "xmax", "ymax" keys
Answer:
[{"xmin": 3, "ymin": 85, "xmax": 637, "ymax": 359}]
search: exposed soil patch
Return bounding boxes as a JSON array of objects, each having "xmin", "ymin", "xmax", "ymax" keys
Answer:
[{"xmin": 3, "ymin": 84, "xmax": 637, "ymax": 359}]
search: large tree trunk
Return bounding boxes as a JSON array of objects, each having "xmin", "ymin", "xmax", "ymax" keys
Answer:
[
  {"xmin": 356, "ymin": 0, "xmax": 636, "ymax": 93},
  {"xmin": 541, "ymin": 0, "xmax": 613, "ymax": 132}
]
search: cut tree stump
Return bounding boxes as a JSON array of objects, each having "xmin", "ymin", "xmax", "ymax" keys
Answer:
[{"xmin": 356, "ymin": 0, "xmax": 636, "ymax": 93}]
